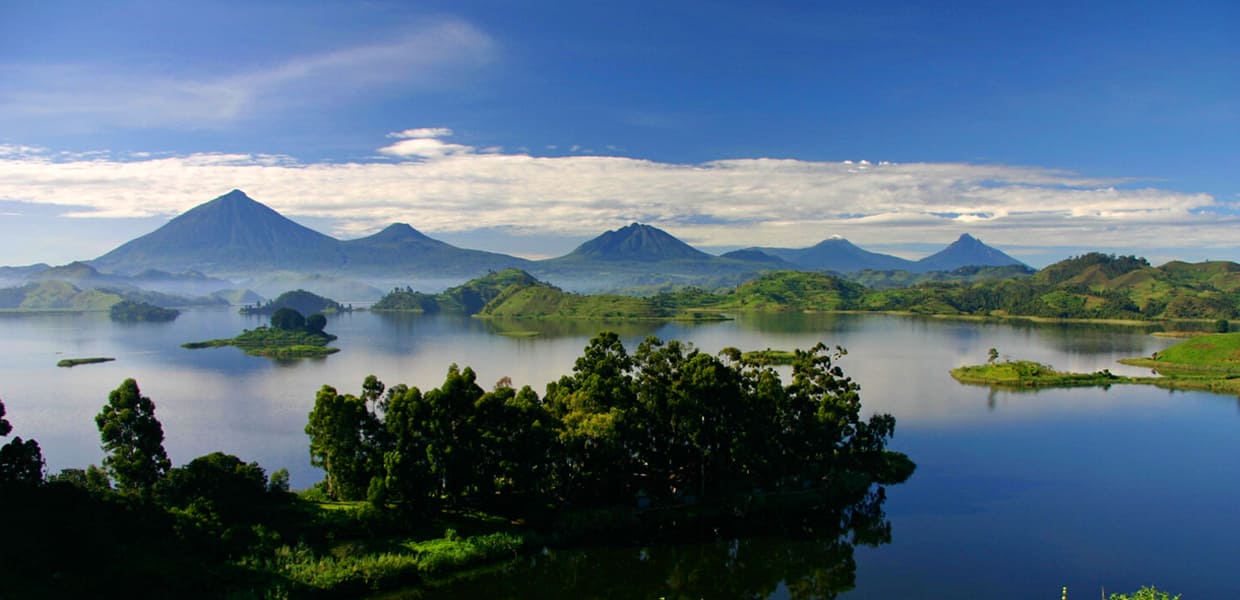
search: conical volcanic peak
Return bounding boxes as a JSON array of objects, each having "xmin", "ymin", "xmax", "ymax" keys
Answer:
[
  {"xmin": 347, "ymin": 223, "xmax": 440, "ymax": 246},
  {"xmin": 564, "ymin": 223, "xmax": 712, "ymax": 262},
  {"xmin": 760, "ymin": 237, "xmax": 916, "ymax": 272},
  {"xmin": 916, "ymin": 233, "xmax": 1026, "ymax": 272},
  {"xmin": 92, "ymin": 189, "xmax": 344, "ymax": 273}
]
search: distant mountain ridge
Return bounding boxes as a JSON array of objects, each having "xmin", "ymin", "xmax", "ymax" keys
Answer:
[
  {"xmin": 754, "ymin": 237, "xmax": 916, "ymax": 272},
  {"xmin": 752, "ymin": 233, "xmax": 1026, "ymax": 274},
  {"xmin": 91, "ymin": 190, "xmax": 528, "ymax": 277},
  {"xmin": 51, "ymin": 189, "xmax": 1033, "ymax": 290}
]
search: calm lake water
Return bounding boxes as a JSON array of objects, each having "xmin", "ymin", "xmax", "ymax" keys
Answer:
[{"xmin": 2, "ymin": 309, "xmax": 1237, "ymax": 598}]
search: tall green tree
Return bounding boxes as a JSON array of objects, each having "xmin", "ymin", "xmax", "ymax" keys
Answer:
[
  {"xmin": 305, "ymin": 384, "xmax": 383, "ymax": 500},
  {"xmin": 382, "ymin": 384, "xmax": 436, "ymax": 511},
  {"xmin": 422, "ymin": 365, "xmax": 485, "ymax": 504},
  {"xmin": 473, "ymin": 384, "xmax": 559, "ymax": 509},
  {"xmin": 546, "ymin": 331, "xmax": 638, "ymax": 504},
  {"xmin": 95, "ymin": 379, "xmax": 170, "ymax": 495}
]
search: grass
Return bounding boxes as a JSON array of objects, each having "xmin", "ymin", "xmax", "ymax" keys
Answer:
[
  {"xmin": 1121, "ymin": 332, "xmax": 1240, "ymax": 374},
  {"xmin": 183, "ymin": 326, "xmax": 339, "ymax": 358},
  {"xmin": 953, "ymin": 333, "xmax": 1240, "ymax": 396},
  {"xmin": 741, "ymin": 349, "xmax": 798, "ymax": 365},
  {"xmin": 950, "ymin": 360, "xmax": 1127, "ymax": 389},
  {"xmin": 56, "ymin": 356, "xmax": 116, "ymax": 367}
]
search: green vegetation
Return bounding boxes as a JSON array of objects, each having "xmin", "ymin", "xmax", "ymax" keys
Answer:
[
  {"xmin": 954, "ymin": 334, "xmax": 1240, "ymax": 396},
  {"xmin": 1106, "ymin": 587, "xmax": 1180, "ymax": 600},
  {"xmin": 0, "ymin": 280, "xmax": 124, "ymax": 311},
  {"xmin": 1121, "ymin": 332, "xmax": 1240, "ymax": 375},
  {"xmin": 184, "ymin": 308, "xmax": 339, "ymax": 358},
  {"xmin": 374, "ymin": 256, "xmax": 1240, "ymax": 326},
  {"xmin": 2, "ymin": 336, "xmax": 912, "ymax": 598},
  {"xmin": 655, "ymin": 254, "xmax": 1240, "ymax": 322},
  {"xmin": 951, "ymin": 360, "xmax": 1127, "ymax": 389},
  {"xmin": 741, "ymin": 348, "xmax": 798, "ymax": 365},
  {"xmin": 57, "ymin": 357, "xmax": 116, "ymax": 367},
  {"xmin": 372, "ymin": 268, "xmax": 541, "ymax": 313},
  {"xmin": 240, "ymin": 289, "xmax": 348, "ymax": 316},
  {"xmin": 375, "ymin": 269, "xmax": 710, "ymax": 321},
  {"xmin": 0, "ymin": 396, "xmax": 44, "ymax": 485},
  {"xmin": 109, "ymin": 300, "xmax": 180, "ymax": 322},
  {"xmin": 844, "ymin": 264, "xmax": 1035, "ymax": 289}
]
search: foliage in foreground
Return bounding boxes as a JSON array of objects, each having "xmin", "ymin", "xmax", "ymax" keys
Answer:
[
  {"xmin": 307, "ymin": 332, "xmax": 910, "ymax": 514},
  {"xmin": 2, "ymin": 334, "xmax": 914, "ymax": 598}
]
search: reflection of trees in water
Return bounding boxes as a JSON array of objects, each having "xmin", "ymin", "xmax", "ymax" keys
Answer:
[
  {"xmin": 482, "ymin": 318, "xmax": 669, "ymax": 339},
  {"xmin": 419, "ymin": 487, "xmax": 893, "ymax": 600}
]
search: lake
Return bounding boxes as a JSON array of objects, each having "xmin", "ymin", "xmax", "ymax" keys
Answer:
[{"xmin": 2, "ymin": 309, "xmax": 1237, "ymax": 598}]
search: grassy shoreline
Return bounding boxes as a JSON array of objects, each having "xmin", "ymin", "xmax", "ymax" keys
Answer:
[
  {"xmin": 183, "ymin": 326, "xmax": 339, "ymax": 358},
  {"xmin": 951, "ymin": 332, "xmax": 1240, "ymax": 396}
]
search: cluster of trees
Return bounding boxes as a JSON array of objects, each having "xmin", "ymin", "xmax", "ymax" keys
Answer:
[
  {"xmin": 241, "ymin": 289, "xmax": 348, "ymax": 316},
  {"xmin": 1, "ymin": 379, "xmax": 295, "ymax": 595},
  {"xmin": 109, "ymin": 299, "xmax": 181, "ymax": 322},
  {"xmin": 0, "ymin": 397, "xmax": 44, "ymax": 484},
  {"xmin": 306, "ymin": 332, "xmax": 907, "ymax": 515},
  {"xmin": 270, "ymin": 307, "xmax": 327, "ymax": 334},
  {"xmin": 643, "ymin": 253, "xmax": 1240, "ymax": 321}
]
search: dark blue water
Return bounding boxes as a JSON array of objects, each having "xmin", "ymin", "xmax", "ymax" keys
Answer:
[{"xmin": 2, "ymin": 309, "xmax": 1236, "ymax": 597}]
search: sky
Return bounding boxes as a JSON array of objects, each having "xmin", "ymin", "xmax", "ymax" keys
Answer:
[{"xmin": 0, "ymin": 0, "xmax": 1237, "ymax": 268}]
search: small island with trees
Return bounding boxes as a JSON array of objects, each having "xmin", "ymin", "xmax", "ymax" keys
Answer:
[
  {"xmin": 109, "ymin": 300, "xmax": 180, "ymax": 322},
  {"xmin": 952, "ymin": 333, "xmax": 1240, "ymax": 395},
  {"xmin": 183, "ymin": 307, "xmax": 338, "ymax": 358},
  {"xmin": 240, "ymin": 289, "xmax": 349, "ymax": 317}
]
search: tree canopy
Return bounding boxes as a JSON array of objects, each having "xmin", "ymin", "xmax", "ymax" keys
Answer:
[
  {"xmin": 96, "ymin": 379, "xmax": 171, "ymax": 495},
  {"xmin": 304, "ymin": 332, "xmax": 911, "ymax": 516},
  {"xmin": 0, "ymin": 397, "xmax": 45, "ymax": 485}
]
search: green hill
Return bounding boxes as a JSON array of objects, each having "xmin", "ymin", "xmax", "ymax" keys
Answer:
[
  {"xmin": 0, "ymin": 280, "xmax": 124, "ymax": 311},
  {"xmin": 705, "ymin": 271, "xmax": 867, "ymax": 312},
  {"xmin": 373, "ymin": 269, "xmax": 542, "ymax": 314},
  {"xmin": 477, "ymin": 283, "xmax": 670, "ymax": 319},
  {"xmin": 240, "ymin": 289, "xmax": 347, "ymax": 316}
]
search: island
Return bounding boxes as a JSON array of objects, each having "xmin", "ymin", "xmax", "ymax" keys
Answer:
[
  {"xmin": 374, "ymin": 268, "xmax": 730, "ymax": 321},
  {"xmin": 109, "ymin": 300, "xmax": 180, "ymax": 322},
  {"xmin": 951, "ymin": 334, "xmax": 1240, "ymax": 395},
  {"xmin": 183, "ymin": 308, "xmax": 338, "ymax": 358},
  {"xmin": 239, "ymin": 289, "xmax": 349, "ymax": 316},
  {"xmin": 56, "ymin": 357, "xmax": 116, "ymax": 367}
]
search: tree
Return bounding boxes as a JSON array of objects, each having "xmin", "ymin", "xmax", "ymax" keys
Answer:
[
  {"xmin": 306, "ymin": 313, "xmax": 327, "ymax": 334},
  {"xmin": 545, "ymin": 331, "xmax": 638, "ymax": 504},
  {"xmin": 305, "ymin": 383, "xmax": 383, "ymax": 500},
  {"xmin": 96, "ymin": 379, "xmax": 171, "ymax": 496},
  {"xmin": 987, "ymin": 348, "xmax": 999, "ymax": 364},
  {"xmin": 0, "ymin": 396, "xmax": 45, "ymax": 486},
  {"xmin": 270, "ymin": 307, "xmax": 306, "ymax": 331},
  {"xmin": 158, "ymin": 452, "xmax": 272, "ymax": 523}
]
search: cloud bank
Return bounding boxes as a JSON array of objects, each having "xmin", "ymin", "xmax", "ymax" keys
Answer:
[{"xmin": 0, "ymin": 131, "xmax": 1233, "ymax": 261}]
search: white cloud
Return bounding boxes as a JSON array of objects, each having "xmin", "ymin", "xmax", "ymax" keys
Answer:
[
  {"xmin": 388, "ymin": 128, "xmax": 455, "ymax": 139},
  {"xmin": 0, "ymin": 134, "xmax": 1233, "ymax": 262},
  {"xmin": 0, "ymin": 20, "xmax": 495, "ymax": 130},
  {"xmin": 376, "ymin": 129, "xmax": 475, "ymax": 159}
]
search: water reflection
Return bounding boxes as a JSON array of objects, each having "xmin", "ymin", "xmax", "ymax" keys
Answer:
[{"xmin": 400, "ymin": 487, "xmax": 894, "ymax": 600}]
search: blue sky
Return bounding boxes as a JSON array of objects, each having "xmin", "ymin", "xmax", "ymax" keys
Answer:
[{"xmin": 1, "ymin": 0, "xmax": 1237, "ymax": 267}]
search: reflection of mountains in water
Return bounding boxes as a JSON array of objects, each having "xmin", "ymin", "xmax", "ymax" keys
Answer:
[{"xmin": 420, "ymin": 486, "xmax": 894, "ymax": 599}]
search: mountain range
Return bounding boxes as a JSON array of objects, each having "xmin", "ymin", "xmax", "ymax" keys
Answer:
[{"xmin": 23, "ymin": 190, "xmax": 1027, "ymax": 292}]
